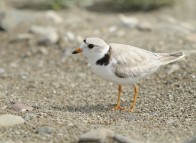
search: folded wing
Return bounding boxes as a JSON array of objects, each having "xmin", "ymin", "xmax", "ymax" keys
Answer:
[{"xmin": 110, "ymin": 43, "xmax": 164, "ymax": 79}]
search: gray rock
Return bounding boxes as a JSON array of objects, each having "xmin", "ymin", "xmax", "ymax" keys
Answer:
[
  {"xmin": 108, "ymin": 26, "xmax": 118, "ymax": 33},
  {"xmin": 29, "ymin": 25, "xmax": 59, "ymax": 44},
  {"xmin": 0, "ymin": 67, "xmax": 5, "ymax": 74},
  {"xmin": 137, "ymin": 22, "xmax": 152, "ymax": 31},
  {"xmin": 66, "ymin": 31, "xmax": 75, "ymax": 41},
  {"xmin": 15, "ymin": 33, "xmax": 33, "ymax": 41},
  {"xmin": 37, "ymin": 126, "xmax": 53, "ymax": 135},
  {"xmin": 113, "ymin": 134, "xmax": 135, "ymax": 143},
  {"xmin": 24, "ymin": 113, "xmax": 36, "ymax": 121},
  {"xmin": 186, "ymin": 34, "xmax": 196, "ymax": 43},
  {"xmin": 0, "ymin": 140, "xmax": 15, "ymax": 143},
  {"xmin": 185, "ymin": 137, "xmax": 196, "ymax": 143},
  {"xmin": 0, "ymin": 10, "xmax": 35, "ymax": 31},
  {"xmin": 78, "ymin": 128, "xmax": 114, "ymax": 143},
  {"xmin": 39, "ymin": 47, "xmax": 48, "ymax": 55},
  {"xmin": 0, "ymin": 114, "xmax": 25, "ymax": 127},
  {"xmin": 0, "ymin": 105, "xmax": 7, "ymax": 110},
  {"xmin": 11, "ymin": 102, "xmax": 34, "ymax": 112},
  {"xmin": 45, "ymin": 10, "xmax": 63, "ymax": 24},
  {"xmin": 119, "ymin": 14, "xmax": 139, "ymax": 28}
]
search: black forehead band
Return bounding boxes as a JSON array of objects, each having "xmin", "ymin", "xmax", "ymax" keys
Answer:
[{"xmin": 83, "ymin": 39, "xmax": 86, "ymax": 43}]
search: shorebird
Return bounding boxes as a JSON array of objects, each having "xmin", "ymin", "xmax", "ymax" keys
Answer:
[{"xmin": 72, "ymin": 37, "xmax": 184, "ymax": 112}]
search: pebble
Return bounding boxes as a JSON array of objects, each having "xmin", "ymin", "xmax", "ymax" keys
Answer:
[
  {"xmin": 0, "ymin": 67, "xmax": 5, "ymax": 74},
  {"xmin": 39, "ymin": 47, "xmax": 48, "ymax": 55},
  {"xmin": 0, "ymin": 105, "xmax": 7, "ymax": 110},
  {"xmin": 108, "ymin": 25, "xmax": 118, "ymax": 33},
  {"xmin": 185, "ymin": 137, "xmax": 196, "ymax": 143},
  {"xmin": 113, "ymin": 134, "xmax": 135, "ymax": 143},
  {"xmin": 168, "ymin": 94, "xmax": 174, "ymax": 101},
  {"xmin": 13, "ymin": 33, "xmax": 33, "ymax": 42},
  {"xmin": 191, "ymin": 74, "xmax": 195, "ymax": 79},
  {"xmin": 45, "ymin": 10, "xmax": 63, "ymax": 24},
  {"xmin": 186, "ymin": 34, "xmax": 196, "ymax": 43},
  {"xmin": 3, "ymin": 140, "xmax": 15, "ymax": 143},
  {"xmin": 24, "ymin": 113, "xmax": 35, "ymax": 121},
  {"xmin": 163, "ymin": 15, "xmax": 177, "ymax": 23},
  {"xmin": 37, "ymin": 126, "xmax": 53, "ymax": 135},
  {"xmin": 78, "ymin": 128, "xmax": 114, "ymax": 143},
  {"xmin": 180, "ymin": 22, "xmax": 195, "ymax": 32},
  {"xmin": 0, "ymin": 114, "xmax": 25, "ymax": 127},
  {"xmin": 119, "ymin": 14, "xmax": 139, "ymax": 28},
  {"xmin": 77, "ymin": 35, "xmax": 83, "ymax": 43},
  {"xmin": 29, "ymin": 25, "xmax": 59, "ymax": 44},
  {"xmin": 0, "ymin": 10, "xmax": 35, "ymax": 31},
  {"xmin": 11, "ymin": 102, "xmax": 34, "ymax": 112},
  {"xmin": 66, "ymin": 31, "xmax": 75, "ymax": 41},
  {"xmin": 137, "ymin": 22, "xmax": 152, "ymax": 31}
]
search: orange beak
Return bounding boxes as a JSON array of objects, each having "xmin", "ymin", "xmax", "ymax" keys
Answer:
[{"xmin": 72, "ymin": 48, "xmax": 83, "ymax": 54}]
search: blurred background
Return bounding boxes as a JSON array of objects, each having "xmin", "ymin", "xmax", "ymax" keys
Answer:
[{"xmin": 0, "ymin": 0, "xmax": 195, "ymax": 143}]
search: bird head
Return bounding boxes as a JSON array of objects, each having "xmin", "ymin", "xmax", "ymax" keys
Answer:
[{"xmin": 72, "ymin": 37, "xmax": 110, "ymax": 63}]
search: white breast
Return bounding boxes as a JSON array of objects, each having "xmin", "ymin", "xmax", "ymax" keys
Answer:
[{"xmin": 90, "ymin": 59, "xmax": 137, "ymax": 85}]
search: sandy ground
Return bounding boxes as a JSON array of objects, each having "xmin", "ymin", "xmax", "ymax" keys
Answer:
[{"xmin": 0, "ymin": 0, "xmax": 196, "ymax": 143}]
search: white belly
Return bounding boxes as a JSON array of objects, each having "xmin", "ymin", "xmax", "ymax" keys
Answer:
[{"xmin": 90, "ymin": 64, "xmax": 137, "ymax": 85}]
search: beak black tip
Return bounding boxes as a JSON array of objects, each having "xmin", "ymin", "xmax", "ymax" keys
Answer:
[{"xmin": 72, "ymin": 51, "xmax": 77, "ymax": 54}]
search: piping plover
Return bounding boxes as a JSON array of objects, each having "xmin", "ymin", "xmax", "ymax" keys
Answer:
[{"xmin": 72, "ymin": 37, "xmax": 184, "ymax": 112}]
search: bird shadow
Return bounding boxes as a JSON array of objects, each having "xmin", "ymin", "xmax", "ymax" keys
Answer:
[{"xmin": 53, "ymin": 103, "xmax": 115, "ymax": 113}]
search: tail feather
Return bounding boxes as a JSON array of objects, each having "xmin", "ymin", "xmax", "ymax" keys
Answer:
[{"xmin": 158, "ymin": 52, "xmax": 185, "ymax": 65}]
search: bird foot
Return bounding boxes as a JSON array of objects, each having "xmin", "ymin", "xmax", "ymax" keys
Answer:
[
  {"xmin": 124, "ymin": 107, "xmax": 134, "ymax": 112},
  {"xmin": 112, "ymin": 104, "xmax": 124, "ymax": 111}
]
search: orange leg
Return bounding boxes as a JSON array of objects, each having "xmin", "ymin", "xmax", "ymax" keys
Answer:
[
  {"xmin": 113, "ymin": 85, "xmax": 124, "ymax": 111},
  {"xmin": 129, "ymin": 84, "xmax": 139, "ymax": 112}
]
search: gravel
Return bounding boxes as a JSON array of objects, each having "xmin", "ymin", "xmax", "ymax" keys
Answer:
[{"xmin": 0, "ymin": 0, "xmax": 195, "ymax": 143}]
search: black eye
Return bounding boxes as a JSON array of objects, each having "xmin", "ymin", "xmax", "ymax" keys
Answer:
[
  {"xmin": 88, "ymin": 44, "xmax": 94, "ymax": 49},
  {"xmin": 83, "ymin": 39, "xmax": 86, "ymax": 43}
]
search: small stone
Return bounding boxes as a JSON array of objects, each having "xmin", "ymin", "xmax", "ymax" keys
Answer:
[
  {"xmin": 0, "ymin": 105, "xmax": 7, "ymax": 110},
  {"xmin": 0, "ymin": 114, "xmax": 25, "ymax": 127},
  {"xmin": 11, "ymin": 102, "xmax": 34, "ymax": 112},
  {"xmin": 39, "ymin": 47, "xmax": 48, "ymax": 55},
  {"xmin": 37, "ymin": 126, "xmax": 53, "ymax": 135},
  {"xmin": 168, "ymin": 94, "xmax": 174, "ymax": 101},
  {"xmin": 162, "ymin": 15, "xmax": 177, "ymax": 24},
  {"xmin": 9, "ymin": 62, "xmax": 18, "ymax": 68},
  {"xmin": 137, "ymin": 22, "xmax": 152, "ymax": 31},
  {"xmin": 185, "ymin": 137, "xmax": 196, "ymax": 143},
  {"xmin": 166, "ymin": 118, "xmax": 176, "ymax": 124},
  {"xmin": 77, "ymin": 35, "xmax": 83, "ymax": 43},
  {"xmin": 0, "ymin": 10, "xmax": 36, "ymax": 31},
  {"xmin": 113, "ymin": 134, "xmax": 135, "ymax": 143},
  {"xmin": 191, "ymin": 74, "xmax": 195, "ymax": 79},
  {"xmin": 45, "ymin": 10, "xmax": 63, "ymax": 24},
  {"xmin": 0, "ymin": 67, "xmax": 5, "ymax": 74},
  {"xmin": 2, "ymin": 140, "xmax": 15, "ymax": 143},
  {"xmin": 119, "ymin": 14, "xmax": 139, "ymax": 28},
  {"xmin": 24, "ymin": 113, "xmax": 35, "ymax": 121},
  {"xmin": 108, "ymin": 25, "xmax": 118, "ymax": 33},
  {"xmin": 78, "ymin": 128, "xmax": 114, "ymax": 143},
  {"xmin": 29, "ymin": 25, "xmax": 59, "ymax": 44},
  {"xmin": 15, "ymin": 33, "xmax": 33, "ymax": 41},
  {"xmin": 186, "ymin": 34, "xmax": 196, "ymax": 43},
  {"xmin": 66, "ymin": 31, "xmax": 75, "ymax": 41},
  {"xmin": 117, "ymin": 30, "xmax": 125, "ymax": 37},
  {"xmin": 181, "ymin": 22, "xmax": 195, "ymax": 32}
]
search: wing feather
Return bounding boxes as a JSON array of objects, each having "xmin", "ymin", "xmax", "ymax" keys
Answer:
[{"xmin": 110, "ymin": 43, "xmax": 161, "ymax": 78}]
